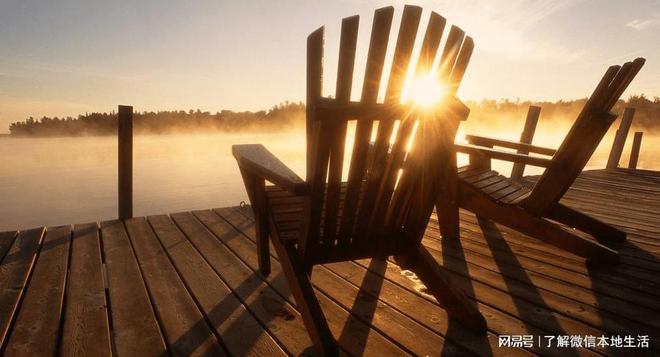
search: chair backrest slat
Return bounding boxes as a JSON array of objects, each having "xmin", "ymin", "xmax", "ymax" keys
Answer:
[
  {"xmin": 324, "ymin": 15, "xmax": 359, "ymax": 247},
  {"xmin": 338, "ymin": 7, "xmax": 394, "ymax": 243},
  {"xmin": 356, "ymin": 5, "xmax": 422, "ymax": 241},
  {"xmin": 448, "ymin": 36, "xmax": 474, "ymax": 96},
  {"xmin": 521, "ymin": 58, "xmax": 645, "ymax": 214},
  {"xmin": 416, "ymin": 13, "xmax": 446, "ymax": 73},
  {"xmin": 367, "ymin": 11, "xmax": 447, "ymax": 237},
  {"xmin": 300, "ymin": 27, "xmax": 325, "ymax": 259},
  {"xmin": 438, "ymin": 26, "xmax": 465, "ymax": 83},
  {"xmin": 305, "ymin": 28, "xmax": 324, "ymax": 183}
]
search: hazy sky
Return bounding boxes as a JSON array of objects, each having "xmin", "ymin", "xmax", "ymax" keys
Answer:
[{"xmin": 1, "ymin": 0, "xmax": 659, "ymax": 132}]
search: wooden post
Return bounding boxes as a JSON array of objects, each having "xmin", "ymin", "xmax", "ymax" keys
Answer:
[
  {"xmin": 118, "ymin": 105, "xmax": 133, "ymax": 220},
  {"xmin": 510, "ymin": 105, "xmax": 541, "ymax": 180},
  {"xmin": 628, "ymin": 131, "xmax": 643, "ymax": 169},
  {"xmin": 606, "ymin": 107, "xmax": 634, "ymax": 169}
]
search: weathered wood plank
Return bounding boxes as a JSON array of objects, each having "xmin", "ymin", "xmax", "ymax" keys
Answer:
[
  {"xmin": 124, "ymin": 217, "xmax": 225, "ymax": 356},
  {"xmin": 100, "ymin": 220, "xmax": 166, "ymax": 356},
  {"xmin": 4, "ymin": 226, "xmax": 70, "ymax": 356},
  {"xmin": 447, "ymin": 224, "xmax": 660, "ymax": 310},
  {"xmin": 196, "ymin": 209, "xmax": 410, "ymax": 356},
  {"xmin": 383, "ymin": 254, "xmax": 610, "ymax": 353},
  {"xmin": 150, "ymin": 214, "xmax": 286, "ymax": 357},
  {"xmin": 0, "ymin": 228, "xmax": 45, "ymax": 351},
  {"xmin": 421, "ymin": 241, "xmax": 660, "ymax": 349},
  {"xmin": 424, "ymin": 230, "xmax": 660, "ymax": 328},
  {"xmin": 430, "ymin": 214, "xmax": 660, "ymax": 297},
  {"xmin": 60, "ymin": 223, "xmax": 111, "ymax": 357},
  {"xmin": 173, "ymin": 211, "xmax": 315, "ymax": 355}
]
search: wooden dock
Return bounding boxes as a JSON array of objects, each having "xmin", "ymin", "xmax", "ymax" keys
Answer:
[{"xmin": 0, "ymin": 168, "xmax": 659, "ymax": 356}]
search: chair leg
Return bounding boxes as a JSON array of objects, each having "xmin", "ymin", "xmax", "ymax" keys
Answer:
[
  {"xmin": 239, "ymin": 167, "xmax": 272, "ymax": 275},
  {"xmin": 271, "ymin": 237, "xmax": 338, "ymax": 355},
  {"xmin": 436, "ymin": 199, "xmax": 460, "ymax": 240},
  {"xmin": 253, "ymin": 181, "xmax": 271, "ymax": 276},
  {"xmin": 549, "ymin": 203, "xmax": 627, "ymax": 246},
  {"xmin": 395, "ymin": 246, "xmax": 488, "ymax": 334}
]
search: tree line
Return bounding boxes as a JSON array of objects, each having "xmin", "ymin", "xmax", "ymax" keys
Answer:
[
  {"xmin": 6, "ymin": 95, "xmax": 660, "ymax": 137},
  {"xmin": 465, "ymin": 94, "xmax": 660, "ymax": 131},
  {"xmin": 8, "ymin": 101, "xmax": 305, "ymax": 137}
]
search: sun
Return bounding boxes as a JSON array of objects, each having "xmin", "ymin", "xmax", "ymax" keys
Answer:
[{"xmin": 409, "ymin": 73, "xmax": 446, "ymax": 108}]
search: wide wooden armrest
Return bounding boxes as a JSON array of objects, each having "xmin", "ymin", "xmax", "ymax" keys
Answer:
[
  {"xmin": 465, "ymin": 134, "xmax": 556, "ymax": 156},
  {"xmin": 232, "ymin": 144, "xmax": 309, "ymax": 195},
  {"xmin": 455, "ymin": 143, "xmax": 554, "ymax": 167}
]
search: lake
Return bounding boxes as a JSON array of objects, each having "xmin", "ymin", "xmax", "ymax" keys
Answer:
[{"xmin": 1, "ymin": 125, "xmax": 657, "ymax": 231}]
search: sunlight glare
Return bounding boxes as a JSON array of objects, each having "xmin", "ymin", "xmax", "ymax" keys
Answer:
[{"xmin": 409, "ymin": 73, "xmax": 446, "ymax": 108}]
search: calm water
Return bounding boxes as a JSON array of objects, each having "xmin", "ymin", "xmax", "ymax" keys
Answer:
[{"xmin": 1, "ymin": 126, "xmax": 657, "ymax": 231}]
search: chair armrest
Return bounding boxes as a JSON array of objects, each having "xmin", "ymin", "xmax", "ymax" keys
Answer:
[
  {"xmin": 455, "ymin": 143, "xmax": 554, "ymax": 167},
  {"xmin": 465, "ymin": 134, "xmax": 556, "ymax": 156},
  {"xmin": 232, "ymin": 144, "xmax": 309, "ymax": 195}
]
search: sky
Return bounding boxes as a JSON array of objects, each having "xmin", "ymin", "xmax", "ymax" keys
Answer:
[{"xmin": 1, "ymin": 0, "xmax": 659, "ymax": 132}]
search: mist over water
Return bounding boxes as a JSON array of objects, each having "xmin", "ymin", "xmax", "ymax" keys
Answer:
[{"xmin": 1, "ymin": 120, "xmax": 658, "ymax": 231}]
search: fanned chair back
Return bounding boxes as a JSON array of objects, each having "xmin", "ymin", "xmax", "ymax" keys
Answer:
[
  {"xmin": 301, "ymin": 5, "xmax": 474, "ymax": 263},
  {"xmin": 520, "ymin": 58, "xmax": 645, "ymax": 214}
]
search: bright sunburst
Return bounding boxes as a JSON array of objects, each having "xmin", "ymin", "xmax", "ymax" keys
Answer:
[{"xmin": 409, "ymin": 73, "xmax": 446, "ymax": 108}]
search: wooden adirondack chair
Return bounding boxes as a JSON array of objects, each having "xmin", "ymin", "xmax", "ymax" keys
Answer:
[
  {"xmin": 447, "ymin": 58, "xmax": 645, "ymax": 263},
  {"xmin": 233, "ymin": 5, "xmax": 486, "ymax": 354}
]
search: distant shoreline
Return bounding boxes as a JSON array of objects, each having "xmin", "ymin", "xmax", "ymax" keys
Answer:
[
  {"xmin": 5, "ymin": 95, "xmax": 659, "ymax": 137},
  {"xmin": 0, "ymin": 128, "xmax": 304, "ymax": 139}
]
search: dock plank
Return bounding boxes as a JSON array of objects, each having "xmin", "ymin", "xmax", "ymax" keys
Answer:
[
  {"xmin": 60, "ymin": 223, "xmax": 111, "ymax": 357},
  {"xmin": 101, "ymin": 220, "xmax": 166, "ymax": 356},
  {"xmin": 124, "ymin": 217, "xmax": 226, "ymax": 356},
  {"xmin": 4, "ymin": 226, "xmax": 70, "ymax": 356},
  {"xmin": 0, "ymin": 228, "xmax": 44, "ymax": 350}
]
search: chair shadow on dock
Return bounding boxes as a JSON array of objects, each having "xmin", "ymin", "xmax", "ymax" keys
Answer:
[
  {"xmin": 586, "ymin": 234, "xmax": 660, "ymax": 353},
  {"xmin": 160, "ymin": 270, "xmax": 290, "ymax": 357},
  {"xmin": 336, "ymin": 259, "xmax": 386, "ymax": 356},
  {"xmin": 476, "ymin": 217, "xmax": 579, "ymax": 357},
  {"xmin": 440, "ymin": 221, "xmax": 495, "ymax": 356}
]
